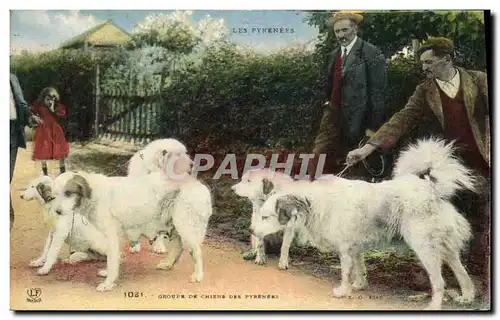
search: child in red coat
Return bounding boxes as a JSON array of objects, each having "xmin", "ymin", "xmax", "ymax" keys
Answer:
[{"xmin": 31, "ymin": 87, "xmax": 70, "ymax": 175}]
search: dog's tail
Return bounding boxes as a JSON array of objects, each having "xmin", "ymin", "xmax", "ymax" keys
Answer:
[{"xmin": 392, "ymin": 137, "xmax": 476, "ymax": 199}]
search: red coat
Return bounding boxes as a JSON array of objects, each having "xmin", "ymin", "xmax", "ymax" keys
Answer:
[{"xmin": 30, "ymin": 103, "xmax": 70, "ymax": 160}]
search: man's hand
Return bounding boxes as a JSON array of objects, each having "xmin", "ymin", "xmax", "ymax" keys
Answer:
[
  {"xmin": 346, "ymin": 144, "xmax": 377, "ymax": 165},
  {"xmin": 29, "ymin": 115, "xmax": 44, "ymax": 126}
]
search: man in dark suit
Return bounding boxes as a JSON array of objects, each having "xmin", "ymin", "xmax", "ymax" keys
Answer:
[
  {"xmin": 308, "ymin": 11, "xmax": 389, "ymax": 178},
  {"xmin": 10, "ymin": 73, "xmax": 42, "ymax": 229}
]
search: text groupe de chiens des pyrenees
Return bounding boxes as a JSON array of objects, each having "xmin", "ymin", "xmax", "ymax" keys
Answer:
[{"xmin": 158, "ymin": 293, "xmax": 280, "ymax": 299}]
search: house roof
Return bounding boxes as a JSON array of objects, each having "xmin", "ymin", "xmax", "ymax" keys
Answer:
[{"xmin": 60, "ymin": 20, "xmax": 132, "ymax": 49}]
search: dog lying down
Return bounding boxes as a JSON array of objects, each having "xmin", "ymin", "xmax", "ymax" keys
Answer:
[
  {"xmin": 20, "ymin": 175, "xmax": 108, "ymax": 275},
  {"xmin": 251, "ymin": 138, "xmax": 477, "ymax": 310},
  {"xmin": 51, "ymin": 141, "xmax": 212, "ymax": 291}
]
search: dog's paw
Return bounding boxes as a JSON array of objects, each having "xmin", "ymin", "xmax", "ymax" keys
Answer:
[
  {"xmin": 152, "ymin": 241, "xmax": 167, "ymax": 254},
  {"xmin": 96, "ymin": 281, "xmax": 116, "ymax": 292},
  {"xmin": 352, "ymin": 279, "xmax": 368, "ymax": 291},
  {"xmin": 453, "ymin": 294, "xmax": 474, "ymax": 305},
  {"xmin": 29, "ymin": 259, "xmax": 45, "ymax": 268},
  {"xmin": 254, "ymin": 255, "xmax": 267, "ymax": 265},
  {"xmin": 156, "ymin": 261, "xmax": 174, "ymax": 270},
  {"xmin": 242, "ymin": 250, "xmax": 257, "ymax": 261},
  {"xmin": 37, "ymin": 267, "xmax": 50, "ymax": 276},
  {"xmin": 332, "ymin": 286, "xmax": 350, "ymax": 298},
  {"xmin": 190, "ymin": 272, "xmax": 203, "ymax": 283},
  {"xmin": 278, "ymin": 260, "xmax": 289, "ymax": 270},
  {"xmin": 97, "ymin": 269, "xmax": 108, "ymax": 278},
  {"xmin": 69, "ymin": 252, "xmax": 90, "ymax": 263},
  {"xmin": 128, "ymin": 242, "xmax": 141, "ymax": 253},
  {"xmin": 445, "ymin": 288, "xmax": 474, "ymax": 305}
]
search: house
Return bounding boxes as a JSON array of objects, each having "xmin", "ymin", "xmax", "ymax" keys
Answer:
[{"xmin": 60, "ymin": 19, "xmax": 132, "ymax": 51}]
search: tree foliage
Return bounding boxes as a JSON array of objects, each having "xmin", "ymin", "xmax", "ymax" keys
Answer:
[{"xmin": 305, "ymin": 10, "xmax": 487, "ymax": 70}]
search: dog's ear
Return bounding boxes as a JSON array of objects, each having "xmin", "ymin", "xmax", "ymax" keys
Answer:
[
  {"xmin": 275, "ymin": 195, "xmax": 310, "ymax": 225},
  {"xmin": 67, "ymin": 175, "xmax": 92, "ymax": 199},
  {"xmin": 36, "ymin": 183, "xmax": 53, "ymax": 202},
  {"xmin": 262, "ymin": 178, "xmax": 274, "ymax": 196}
]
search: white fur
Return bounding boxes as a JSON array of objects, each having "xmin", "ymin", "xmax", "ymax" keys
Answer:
[
  {"xmin": 393, "ymin": 137, "xmax": 477, "ymax": 198},
  {"xmin": 252, "ymin": 138, "xmax": 476, "ymax": 310},
  {"xmin": 20, "ymin": 176, "xmax": 108, "ymax": 275},
  {"xmin": 231, "ymin": 168, "xmax": 307, "ymax": 268},
  {"xmin": 127, "ymin": 138, "xmax": 191, "ymax": 177},
  {"xmin": 51, "ymin": 141, "xmax": 211, "ymax": 291},
  {"xmin": 127, "ymin": 138, "xmax": 193, "ymax": 254}
]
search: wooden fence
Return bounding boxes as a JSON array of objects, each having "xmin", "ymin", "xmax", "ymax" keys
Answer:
[{"xmin": 95, "ymin": 70, "xmax": 166, "ymax": 145}]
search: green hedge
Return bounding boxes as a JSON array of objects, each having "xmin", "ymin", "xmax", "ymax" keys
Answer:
[{"xmin": 156, "ymin": 44, "xmax": 426, "ymax": 156}]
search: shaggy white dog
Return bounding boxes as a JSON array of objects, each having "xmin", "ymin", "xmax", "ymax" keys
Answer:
[
  {"xmin": 252, "ymin": 138, "xmax": 476, "ymax": 310},
  {"xmin": 20, "ymin": 175, "xmax": 108, "ymax": 275},
  {"xmin": 128, "ymin": 138, "xmax": 189, "ymax": 176},
  {"xmin": 126, "ymin": 138, "xmax": 191, "ymax": 254},
  {"xmin": 232, "ymin": 169, "xmax": 297, "ymax": 268},
  {"xmin": 51, "ymin": 143, "xmax": 211, "ymax": 291}
]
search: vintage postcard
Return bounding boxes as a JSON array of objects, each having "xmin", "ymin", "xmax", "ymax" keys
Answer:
[{"xmin": 9, "ymin": 8, "xmax": 491, "ymax": 312}]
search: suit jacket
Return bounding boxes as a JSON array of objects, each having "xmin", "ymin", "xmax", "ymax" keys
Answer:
[
  {"xmin": 10, "ymin": 73, "xmax": 32, "ymax": 149},
  {"xmin": 326, "ymin": 37, "xmax": 388, "ymax": 147},
  {"xmin": 368, "ymin": 67, "xmax": 490, "ymax": 167}
]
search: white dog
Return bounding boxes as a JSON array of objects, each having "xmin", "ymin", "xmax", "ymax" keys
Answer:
[
  {"xmin": 127, "ymin": 138, "xmax": 188, "ymax": 176},
  {"xmin": 252, "ymin": 138, "xmax": 476, "ymax": 310},
  {"xmin": 51, "ymin": 141, "xmax": 212, "ymax": 291},
  {"xmin": 20, "ymin": 175, "xmax": 108, "ymax": 275},
  {"xmin": 126, "ymin": 138, "xmax": 190, "ymax": 254},
  {"xmin": 231, "ymin": 169, "xmax": 297, "ymax": 268}
]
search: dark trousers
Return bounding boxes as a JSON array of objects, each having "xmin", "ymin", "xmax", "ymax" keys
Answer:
[
  {"xmin": 452, "ymin": 173, "xmax": 491, "ymax": 279},
  {"xmin": 10, "ymin": 123, "xmax": 19, "ymax": 230}
]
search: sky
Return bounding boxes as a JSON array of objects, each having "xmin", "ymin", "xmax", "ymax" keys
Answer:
[{"xmin": 9, "ymin": 10, "xmax": 320, "ymax": 55}]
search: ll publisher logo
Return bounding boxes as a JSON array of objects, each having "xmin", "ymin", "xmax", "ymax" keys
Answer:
[{"xmin": 26, "ymin": 288, "xmax": 42, "ymax": 303}]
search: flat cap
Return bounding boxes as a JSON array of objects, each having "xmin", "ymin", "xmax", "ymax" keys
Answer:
[{"xmin": 417, "ymin": 36, "xmax": 454, "ymax": 57}]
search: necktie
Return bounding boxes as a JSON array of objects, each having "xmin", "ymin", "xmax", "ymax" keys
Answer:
[{"xmin": 341, "ymin": 47, "xmax": 348, "ymax": 66}]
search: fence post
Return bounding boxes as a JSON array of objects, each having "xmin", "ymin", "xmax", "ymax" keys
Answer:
[
  {"xmin": 94, "ymin": 60, "xmax": 101, "ymax": 139},
  {"xmin": 127, "ymin": 68, "xmax": 134, "ymax": 142},
  {"xmin": 411, "ymin": 39, "xmax": 420, "ymax": 57}
]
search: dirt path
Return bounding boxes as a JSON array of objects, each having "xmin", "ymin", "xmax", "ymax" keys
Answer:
[{"xmin": 8, "ymin": 144, "xmax": 446, "ymax": 311}]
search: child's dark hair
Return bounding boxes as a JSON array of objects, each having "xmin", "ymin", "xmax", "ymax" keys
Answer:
[
  {"xmin": 417, "ymin": 37, "xmax": 455, "ymax": 59},
  {"xmin": 37, "ymin": 87, "xmax": 60, "ymax": 104}
]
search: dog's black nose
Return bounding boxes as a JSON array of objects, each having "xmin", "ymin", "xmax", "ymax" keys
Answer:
[
  {"xmin": 20, "ymin": 195, "xmax": 24, "ymax": 199},
  {"xmin": 55, "ymin": 209, "xmax": 62, "ymax": 215}
]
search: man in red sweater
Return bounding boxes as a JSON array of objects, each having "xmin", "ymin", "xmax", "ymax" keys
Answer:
[{"xmin": 347, "ymin": 37, "xmax": 490, "ymax": 278}]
